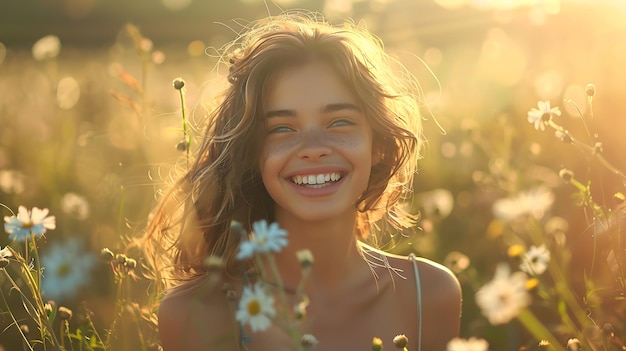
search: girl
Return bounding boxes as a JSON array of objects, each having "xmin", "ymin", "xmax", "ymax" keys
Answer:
[{"xmin": 145, "ymin": 11, "xmax": 461, "ymax": 351}]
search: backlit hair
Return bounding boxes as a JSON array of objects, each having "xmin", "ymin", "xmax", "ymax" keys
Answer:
[{"xmin": 144, "ymin": 11, "xmax": 424, "ymax": 289}]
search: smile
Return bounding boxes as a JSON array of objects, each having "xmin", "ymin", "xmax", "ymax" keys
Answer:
[{"xmin": 290, "ymin": 172, "xmax": 342, "ymax": 187}]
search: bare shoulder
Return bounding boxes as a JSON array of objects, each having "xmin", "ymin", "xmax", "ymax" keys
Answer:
[
  {"xmin": 361, "ymin": 243, "xmax": 460, "ymax": 298},
  {"xmin": 158, "ymin": 279, "xmax": 240, "ymax": 351},
  {"xmin": 378, "ymin": 249, "xmax": 463, "ymax": 347},
  {"xmin": 381, "ymin": 252, "xmax": 460, "ymax": 298}
]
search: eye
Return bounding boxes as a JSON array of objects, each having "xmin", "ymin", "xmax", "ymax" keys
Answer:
[
  {"xmin": 329, "ymin": 118, "xmax": 355, "ymax": 128},
  {"xmin": 267, "ymin": 125, "xmax": 294, "ymax": 134}
]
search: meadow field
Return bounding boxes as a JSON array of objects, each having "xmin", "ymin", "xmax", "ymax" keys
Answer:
[{"xmin": 1, "ymin": 1, "xmax": 626, "ymax": 350}]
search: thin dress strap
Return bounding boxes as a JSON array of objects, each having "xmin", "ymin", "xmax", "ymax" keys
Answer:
[{"xmin": 408, "ymin": 253, "xmax": 422, "ymax": 351}]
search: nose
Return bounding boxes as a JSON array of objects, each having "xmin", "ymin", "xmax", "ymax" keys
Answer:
[{"xmin": 296, "ymin": 130, "xmax": 332, "ymax": 160}]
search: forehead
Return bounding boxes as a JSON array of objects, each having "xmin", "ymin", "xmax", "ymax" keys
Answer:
[{"xmin": 263, "ymin": 62, "xmax": 359, "ymax": 112}]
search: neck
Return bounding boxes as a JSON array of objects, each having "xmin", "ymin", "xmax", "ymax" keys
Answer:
[{"xmin": 267, "ymin": 210, "xmax": 367, "ymax": 290}]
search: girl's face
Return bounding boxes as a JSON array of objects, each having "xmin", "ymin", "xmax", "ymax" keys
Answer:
[{"xmin": 259, "ymin": 61, "xmax": 375, "ymax": 224}]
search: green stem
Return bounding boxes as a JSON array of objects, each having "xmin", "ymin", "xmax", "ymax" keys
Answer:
[
  {"xmin": 2, "ymin": 268, "xmax": 62, "ymax": 349},
  {"xmin": 60, "ymin": 321, "xmax": 65, "ymax": 350},
  {"xmin": 0, "ymin": 279, "xmax": 36, "ymax": 351},
  {"xmin": 526, "ymin": 218, "xmax": 589, "ymax": 338},
  {"xmin": 105, "ymin": 273, "xmax": 125, "ymax": 348},
  {"xmin": 29, "ymin": 232, "xmax": 49, "ymax": 351},
  {"xmin": 517, "ymin": 308, "xmax": 567, "ymax": 351},
  {"xmin": 265, "ymin": 254, "xmax": 302, "ymax": 350},
  {"xmin": 177, "ymin": 86, "xmax": 190, "ymax": 167}
]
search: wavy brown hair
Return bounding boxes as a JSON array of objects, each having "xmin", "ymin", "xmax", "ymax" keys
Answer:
[{"xmin": 143, "ymin": 11, "xmax": 424, "ymax": 290}]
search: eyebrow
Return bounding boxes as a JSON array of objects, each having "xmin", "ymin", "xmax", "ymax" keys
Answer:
[{"xmin": 265, "ymin": 103, "xmax": 362, "ymax": 119}]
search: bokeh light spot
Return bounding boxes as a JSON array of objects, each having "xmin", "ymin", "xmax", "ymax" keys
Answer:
[
  {"xmin": 441, "ymin": 141, "xmax": 457, "ymax": 158},
  {"xmin": 533, "ymin": 69, "xmax": 564, "ymax": 101},
  {"xmin": 477, "ymin": 28, "xmax": 527, "ymax": 86},
  {"xmin": 32, "ymin": 35, "xmax": 61, "ymax": 61},
  {"xmin": 188, "ymin": 40, "xmax": 206, "ymax": 57},
  {"xmin": 57, "ymin": 76, "xmax": 81, "ymax": 110},
  {"xmin": 423, "ymin": 47, "xmax": 443, "ymax": 67}
]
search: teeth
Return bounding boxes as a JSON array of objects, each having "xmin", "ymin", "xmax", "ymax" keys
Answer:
[{"xmin": 291, "ymin": 172, "xmax": 342, "ymax": 185}]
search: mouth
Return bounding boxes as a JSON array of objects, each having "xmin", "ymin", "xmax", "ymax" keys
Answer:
[{"xmin": 290, "ymin": 172, "xmax": 343, "ymax": 188}]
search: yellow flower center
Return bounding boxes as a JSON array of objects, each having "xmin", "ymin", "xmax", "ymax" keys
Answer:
[
  {"xmin": 247, "ymin": 300, "xmax": 261, "ymax": 316},
  {"xmin": 22, "ymin": 221, "xmax": 34, "ymax": 229},
  {"xmin": 57, "ymin": 263, "xmax": 71, "ymax": 277}
]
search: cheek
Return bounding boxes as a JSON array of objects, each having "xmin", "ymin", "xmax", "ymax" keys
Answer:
[
  {"xmin": 328, "ymin": 134, "xmax": 373, "ymax": 162},
  {"xmin": 259, "ymin": 137, "xmax": 299, "ymax": 176},
  {"xmin": 265, "ymin": 137, "xmax": 299, "ymax": 157}
]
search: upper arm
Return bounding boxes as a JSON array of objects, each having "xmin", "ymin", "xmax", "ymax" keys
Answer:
[{"xmin": 158, "ymin": 288, "xmax": 240, "ymax": 351}]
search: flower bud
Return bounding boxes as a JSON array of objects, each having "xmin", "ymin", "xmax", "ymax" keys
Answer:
[
  {"xmin": 613, "ymin": 192, "xmax": 624, "ymax": 205},
  {"xmin": 124, "ymin": 258, "xmax": 137, "ymax": 271},
  {"xmin": 526, "ymin": 278, "xmax": 539, "ymax": 291},
  {"xmin": 44, "ymin": 302, "xmax": 54, "ymax": 316},
  {"xmin": 559, "ymin": 168, "xmax": 574, "ymax": 182},
  {"xmin": 115, "ymin": 253, "xmax": 128, "ymax": 265},
  {"xmin": 176, "ymin": 140, "xmax": 187, "ymax": 152},
  {"xmin": 100, "ymin": 248, "xmax": 115, "ymax": 262},
  {"xmin": 593, "ymin": 142, "xmax": 603, "ymax": 155},
  {"xmin": 392, "ymin": 335, "xmax": 408, "ymax": 349},
  {"xmin": 585, "ymin": 83, "xmax": 596, "ymax": 96},
  {"xmin": 507, "ymin": 245, "xmax": 524, "ymax": 258},
  {"xmin": 294, "ymin": 303, "xmax": 307, "ymax": 320},
  {"xmin": 58, "ymin": 306, "xmax": 73, "ymax": 320},
  {"xmin": 566, "ymin": 338, "xmax": 582, "ymax": 351},
  {"xmin": 172, "ymin": 77, "xmax": 185, "ymax": 90},
  {"xmin": 301, "ymin": 334, "xmax": 319, "ymax": 349},
  {"xmin": 372, "ymin": 337, "xmax": 383, "ymax": 351},
  {"xmin": 296, "ymin": 249, "xmax": 314, "ymax": 269}
]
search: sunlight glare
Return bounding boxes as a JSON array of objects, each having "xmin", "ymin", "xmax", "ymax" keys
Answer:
[
  {"xmin": 162, "ymin": 0, "xmax": 192, "ymax": 11},
  {"xmin": 477, "ymin": 28, "xmax": 527, "ymax": 86},
  {"xmin": 533, "ymin": 69, "xmax": 564, "ymax": 101},
  {"xmin": 434, "ymin": 0, "xmax": 468, "ymax": 10}
]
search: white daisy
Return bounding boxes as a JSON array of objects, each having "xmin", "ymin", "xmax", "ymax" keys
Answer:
[
  {"xmin": 447, "ymin": 337, "xmax": 489, "ymax": 351},
  {"xmin": 236, "ymin": 220, "xmax": 288, "ymax": 260},
  {"xmin": 4, "ymin": 206, "xmax": 56, "ymax": 242},
  {"xmin": 492, "ymin": 186, "xmax": 554, "ymax": 222},
  {"xmin": 519, "ymin": 245, "xmax": 551, "ymax": 276},
  {"xmin": 60, "ymin": 192, "xmax": 90, "ymax": 220},
  {"xmin": 527, "ymin": 101, "xmax": 561, "ymax": 131},
  {"xmin": 475, "ymin": 263, "xmax": 530, "ymax": 325},
  {"xmin": 236, "ymin": 282, "xmax": 276, "ymax": 332}
]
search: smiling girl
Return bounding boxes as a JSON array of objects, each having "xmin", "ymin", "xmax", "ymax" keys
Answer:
[{"xmin": 144, "ymin": 11, "xmax": 461, "ymax": 351}]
